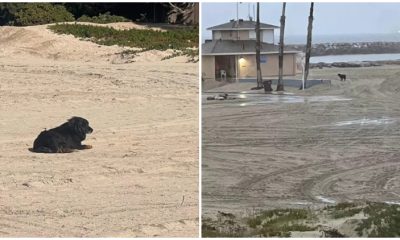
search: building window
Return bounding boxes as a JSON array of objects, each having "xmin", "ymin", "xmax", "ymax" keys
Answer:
[
  {"xmin": 261, "ymin": 55, "xmax": 268, "ymax": 63},
  {"xmin": 249, "ymin": 30, "xmax": 256, "ymax": 39}
]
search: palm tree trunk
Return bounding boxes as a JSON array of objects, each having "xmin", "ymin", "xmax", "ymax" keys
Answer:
[
  {"xmin": 255, "ymin": 2, "xmax": 263, "ymax": 88},
  {"xmin": 303, "ymin": 2, "xmax": 314, "ymax": 89},
  {"xmin": 277, "ymin": 2, "xmax": 286, "ymax": 92},
  {"xmin": 167, "ymin": 3, "xmax": 198, "ymax": 25}
]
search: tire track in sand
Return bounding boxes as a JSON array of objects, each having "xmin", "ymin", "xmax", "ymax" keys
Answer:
[{"xmin": 300, "ymin": 160, "xmax": 400, "ymax": 203}]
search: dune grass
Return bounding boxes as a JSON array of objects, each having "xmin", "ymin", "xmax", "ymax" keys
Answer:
[
  {"xmin": 203, "ymin": 208, "xmax": 315, "ymax": 237},
  {"xmin": 203, "ymin": 202, "xmax": 400, "ymax": 237},
  {"xmin": 247, "ymin": 209, "xmax": 315, "ymax": 237},
  {"xmin": 77, "ymin": 12, "xmax": 130, "ymax": 24},
  {"xmin": 48, "ymin": 23, "xmax": 198, "ymax": 60},
  {"xmin": 355, "ymin": 202, "xmax": 400, "ymax": 237}
]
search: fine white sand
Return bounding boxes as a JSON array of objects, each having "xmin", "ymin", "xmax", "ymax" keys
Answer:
[{"xmin": 0, "ymin": 24, "xmax": 198, "ymax": 237}]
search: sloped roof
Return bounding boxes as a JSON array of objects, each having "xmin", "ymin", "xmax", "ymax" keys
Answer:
[
  {"xmin": 207, "ymin": 20, "xmax": 279, "ymax": 30},
  {"xmin": 202, "ymin": 40, "xmax": 300, "ymax": 55}
]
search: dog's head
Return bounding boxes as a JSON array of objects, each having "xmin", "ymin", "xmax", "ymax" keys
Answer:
[{"xmin": 68, "ymin": 117, "xmax": 93, "ymax": 140}]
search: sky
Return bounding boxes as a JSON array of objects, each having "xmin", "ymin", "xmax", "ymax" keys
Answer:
[{"xmin": 202, "ymin": 2, "xmax": 400, "ymax": 42}]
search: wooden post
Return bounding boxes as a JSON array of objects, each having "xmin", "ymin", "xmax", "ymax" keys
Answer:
[
  {"xmin": 303, "ymin": 2, "xmax": 314, "ymax": 89},
  {"xmin": 277, "ymin": 2, "xmax": 286, "ymax": 92},
  {"xmin": 255, "ymin": 2, "xmax": 263, "ymax": 88}
]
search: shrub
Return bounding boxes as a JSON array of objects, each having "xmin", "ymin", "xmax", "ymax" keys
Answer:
[
  {"xmin": 77, "ymin": 12, "xmax": 130, "ymax": 24},
  {"xmin": 260, "ymin": 226, "xmax": 291, "ymax": 237},
  {"xmin": 280, "ymin": 224, "xmax": 317, "ymax": 232},
  {"xmin": 331, "ymin": 207, "xmax": 362, "ymax": 219},
  {"xmin": 245, "ymin": 208, "xmax": 315, "ymax": 237},
  {"xmin": 335, "ymin": 202, "xmax": 358, "ymax": 210},
  {"xmin": 247, "ymin": 217, "xmax": 262, "ymax": 228},
  {"xmin": 13, "ymin": 3, "xmax": 74, "ymax": 26},
  {"xmin": 48, "ymin": 23, "xmax": 198, "ymax": 59},
  {"xmin": 355, "ymin": 202, "xmax": 400, "ymax": 237},
  {"xmin": 0, "ymin": 3, "xmax": 25, "ymax": 25},
  {"xmin": 49, "ymin": 23, "xmax": 197, "ymax": 50}
]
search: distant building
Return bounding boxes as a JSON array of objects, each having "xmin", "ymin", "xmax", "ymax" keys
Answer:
[{"xmin": 202, "ymin": 19, "xmax": 301, "ymax": 82}]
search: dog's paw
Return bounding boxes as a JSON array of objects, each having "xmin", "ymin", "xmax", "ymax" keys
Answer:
[{"xmin": 57, "ymin": 148, "xmax": 75, "ymax": 153}]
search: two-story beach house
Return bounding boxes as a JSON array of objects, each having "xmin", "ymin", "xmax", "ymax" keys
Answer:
[{"xmin": 202, "ymin": 19, "xmax": 301, "ymax": 82}]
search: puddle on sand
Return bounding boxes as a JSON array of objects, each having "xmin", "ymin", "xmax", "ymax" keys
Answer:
[
  {"xmin": 237, "ymin": 95, "xmax": 351, "ymax": 107},
  {"xmin": 316, "ymin": 195, "xmax": 336, "ymax": 204},
  {"xmin": 291, "ymin": 201, "xmax": 312, "ymax": 206},
  {"xmin": 203, "ymin": 93, "xmax": 351, "ymax": 108},
  {"xmin": 335, "ymin": 117, "xmax": 396, "ymax": 126}
]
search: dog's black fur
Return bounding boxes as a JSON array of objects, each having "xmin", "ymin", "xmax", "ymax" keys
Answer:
[
  {"xmin": 30, "ymin": 117, "xmax": 93, "ymax": 153},
  {"xmin": 338, "ymin": 73, "xmax": 346, "ymax": 81}
]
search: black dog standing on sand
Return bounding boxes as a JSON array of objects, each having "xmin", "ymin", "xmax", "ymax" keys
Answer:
[
  {"xmin": 338, "ymin": 73, "xmax": 346, "ymax": 81},
  {"xmin": 30, "ymin": 117, "xmax": 93, "ymax": 153}
]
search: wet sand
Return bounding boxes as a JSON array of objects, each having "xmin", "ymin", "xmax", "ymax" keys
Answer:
[{"xmin": 202, "ymin": 65, "xmax": 400, "ymax": 216}]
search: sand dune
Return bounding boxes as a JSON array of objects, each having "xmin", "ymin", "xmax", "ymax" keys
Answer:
[
  {"xmin": 60, "ymin": 21, "xmax": 168, "ymax": 31},
  {"xmin": 0, "ymin": 24, "xmax": 198, "ymax": 237},
  {"xmin": 0, "ymin": 24, "xmax": 189, "ymax": 63}
]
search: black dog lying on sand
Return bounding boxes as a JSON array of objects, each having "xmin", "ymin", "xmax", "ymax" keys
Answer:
[
  {"xmin": 207, "ymin": 93, "xmax": 228, "ymax": 100},
  {"xmin": 206, "ymin": 93, "xmax": 237, "ymax": 101},
  {"xmin": 338, "ymin": 73, "xmax": 346, "ymax": 81},
  {"xmin": 29, "ymin": 117, "xmax": 93, "ymax": 153}
]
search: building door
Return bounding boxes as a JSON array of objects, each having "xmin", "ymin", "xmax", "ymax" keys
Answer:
[{"xmin": 215, "ymin": 56, "xmax": 236, "ymax": 81}]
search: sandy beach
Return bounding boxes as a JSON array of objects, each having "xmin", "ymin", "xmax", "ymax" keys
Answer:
[
  {"xmin": 0, "ymin": 24, "xmax": 198, "ymax": 237},
  {"xmin": 202, "ymin": 65, "xmax": 400, "ymax": 217}
]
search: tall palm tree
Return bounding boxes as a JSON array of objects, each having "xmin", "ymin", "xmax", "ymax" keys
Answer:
[
  {"xmin": 277, "ymin": 2, "xmax": 286, "ymax": 92},
  {"xmin": 167, "ymin": 3, "xmax": 198, "ymax": 25},
  {"xmin": 255, "ymin": 2, "xmax": 263, "ymax": 88},
  {"xmin": 303, "ymin": 2, "xmax": 314, "ymax": 89}
]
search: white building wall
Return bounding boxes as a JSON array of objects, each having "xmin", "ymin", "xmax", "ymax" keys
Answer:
[
  {"xmin": 236, "ymin": 29, "xmax": 275, "ymax": 43},
  {"xmin": 262, "ymin": 30, "xmax": 274, "ymax": 44},
  {"xmin": 213, "ymin": 31, "xmax": 222, "ymax": 40},
  {"xmin": 212, "ymin": 29, "xmax": 276, "ymax": 42},
  {"xmin": 249, "ymin": 30, "xmax": 256, "ymax": 40}
]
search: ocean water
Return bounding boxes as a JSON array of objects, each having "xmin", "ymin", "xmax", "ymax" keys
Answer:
[
  {"xmin": 311, "ymin": 53, "xmax": 400, "ymax": 63},
  {"xmin": 285, "ymin": 33, "xmax": 400, "ymax": 44},
  {"xmin": 202, "ymin": 33, "xmax": 400, "ymax": 62}
]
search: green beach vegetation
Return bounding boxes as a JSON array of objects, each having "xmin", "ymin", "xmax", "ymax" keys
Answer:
[
  {"xmin": 203, "ymin": 201, "xmax": 400, "ymax": 237},
  {"xmin": 0, "ymin": 3, "xmax": 199, "ymax": 60},
  {"xmin": 0, "ymin": 3, "xmax": 74, "ymax": 26},
  {"xmin": 48, "ymin": 23, "xmax": 198, "ymax": 60},
  {"xmin": 77, "ymin": 12, "xmax": 130, "ymax": 24}
]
